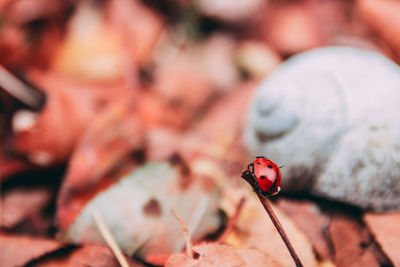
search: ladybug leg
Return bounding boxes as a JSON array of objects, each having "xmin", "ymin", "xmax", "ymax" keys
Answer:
[
  {"xmin": 247, "ymin": 163, "xmax": 254, "ymax": 173},
  {"xmin": 270, "ymin": 186, "xmax": 281, "ymax": 196}
]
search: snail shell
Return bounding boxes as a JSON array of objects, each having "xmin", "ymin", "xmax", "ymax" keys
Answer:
[{"xmin": 244, "ymin": 46, "xmax": 400, "ymax": 211}]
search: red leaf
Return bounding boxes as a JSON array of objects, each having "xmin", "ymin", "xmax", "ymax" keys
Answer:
[
  {"xmin": 364, "ymin": 212, "xmax": 400, "ymax": 267},
  {"xmin": 0, "ymin": 233, "xmax": 64, "ymax": 267}
]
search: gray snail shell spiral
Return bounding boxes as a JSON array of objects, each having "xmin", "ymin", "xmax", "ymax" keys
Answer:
[{"xmin": 244, "ymin": 46, "xmax": 400, "ymax": 211}]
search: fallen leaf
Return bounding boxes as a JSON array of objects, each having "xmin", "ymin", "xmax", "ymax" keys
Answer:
[
  {"xmin": 235, "ymin": 41, "xmax": 281, "ymax": 80},
  {"xmin": 3, "ymin": 0, "xmax": 69, "ymax": 25},
  {"xmin": 108, "ymin": 0, "xmax": 164, "ymax": 66},
  {"xmin": 364, "ymin": 212, "xmax": 400, "ymax": 267},
  {"xmin": 0, "ymin": 147, "xmax": 32, "ymax": 181},
  {"xmin": 12, "ymin": 71, "xmax": 132, "ymax": 166},
  {"xmin": 59, "ymin": 161, "xmax": 221, "ymax": 263},
  {"xmin": 52, "ymin": 0, "xmax": 124, "ymax": 82},
  {"xmin": 166, "ymin": 243, "xmax": 281, "ymax": 267},
  {"xmin": 357, "ymin": 0, "xmax": 400, "ymax": 60},
  {"xmin": 146, "ymin": 34, "xmax": 240, "ymax": 129},
  {"xmin": 58, "ymin": 102, "xmax": 145, "ymax": 204},
  {"xmin": 190, "ymin": 82, "xmax": 255, "ymax": 143},
  {"xmin": 194, "ymin": 0, "xmax": 266, "ymax": 23},
  {"xmin": 329, "ymin": 216, "xmax": 380, "ymax": 267},
  {"xmin": 1, "ymin": 187, "xmax": 52, "ymax": 229},
  {"xmin": 0, "ymin": 233, "xmax": 64, "ymax": 267},
  {"xmin": 34, "ymin": 244, "xmax": 143, "ymax": 267},
  {"xmin": 261, "ymin": 2, "xmax": 321, "ymax": 56},
  {"xmin": 147, "ymin": 82, "xmax": 255, "ymax": 165},
  {"xmin": 276, "ymin": 198, "xmax": 332, "ymax": 260}
]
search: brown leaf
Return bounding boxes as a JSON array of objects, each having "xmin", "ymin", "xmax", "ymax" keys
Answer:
[
  {"xmin": 0, "ymin": 147, "xmax": 32, "ymax": 181},
  {"xmin": 357, "ymin": 0, "xmax": 400, "ymax": 60},
  {"xmin": 0, "ymin": 233, "xmax": 64, "ymax": 267},
  {"xmin": 145, "ymin": 35, "xmax": 240, "ymax": 130},
  {"xmin": 261, "ymin": 2, "xmax": 321, "ymax": 56},
  {"xmin": 1, "ymin": 187, "xmax": 52, "ymax": 229},
  {"xmin": 147, "ymin": 82, "xmax": 255, "ymax": 164},
  {"xmin": 329, "ymin": 216, "xmax": 380, "ymax": 267},
  {"xmin": 12, "ymin": 71, "xmax": 133, "ymax": 166},
  {"xmin": 364, "ymin": 212, "xmax": 400, "ymax": 267},
  {"xmin": 12, "ymin": 73, "xmax": 99, "ymax": 166},
  {"xmin": 276, "ymin": 198, "xmax": 332, "ymax": 260},
  {"xmin": 191, "ymin": 82, "xmax": 255, "ymax": 143},
  {"xmin": 166, "ymin": 243, "xmax": 282, "ymax": 267},
  {"xmin": 52, "ymin": 0, "xmax": 124, "ymax": 82},
  {"xmin": 57, "ymin": 102, "xmax": 145, "ymax": 231},
  {"xmin": 3, "ymin": 0, "xmax": 69, "ymax": 25},
  {"xmin": 108, "ymin": 0, "xmax": 164, "ymax": 66},
  {"xmin": 0, "ymin": 24, "xmax": 29, "ymax": 70},
  {"xmin": 34, "ymin": 244, "xmax": 143, "ymax": 267}
]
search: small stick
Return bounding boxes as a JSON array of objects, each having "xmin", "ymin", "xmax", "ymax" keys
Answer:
[
  {"xmin": 171, "ymin": 209, "xmax": 193, "ymax": 258},
  {"xmin": 241, "ymin": 169, "xmax": 303, "ymax": 267},
  {"xmin": 92, "ymin": 211, "xmax": 130, "ymax": 267},
  {"xmin": 218, "ymin": 197, "xmax": 246, "ymax": 243},
  {"xmin": 0, "ymin": 65, "xmax": 45, "ymax": 110},
  {"xmin": 0, "ymin": 179, "xmax": 2, "ymax": 224}
]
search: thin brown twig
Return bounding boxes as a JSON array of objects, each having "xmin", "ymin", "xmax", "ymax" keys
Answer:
[
  {"xmin": 241, "ymin": 169, "xmax": 303, "ymax": 267},
  {"xmin": 171, "ymin": 208, "xmax": 193, "ymax": 258},
  {"xmin": 218, "ymin": 197, "xmax": 246, "ymax": 243},
  {"xmin": 0, "ymin": 65, "xmax": 45, "ymax": 110},
  {"xmin": 92, "ymin": 210, "xmax": 130, "ymax": 267},
  {"xmin": 0, "ymin": 178, "xmax": 2, "ymax": 224}
]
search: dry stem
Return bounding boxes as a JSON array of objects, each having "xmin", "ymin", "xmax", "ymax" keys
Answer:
[
  {"xmin": 92, "ymin": 210, "xmax": 130, "ymax": 267},
  {"xmin": 218, "ymin": 197, "xmax": 246, "ymax": 243},
  {"xmin": 171, "ymin": 208, "xmax": 193, "ymax": 258},
  {"xmin": 241, "ymin": 169, "xmax": 303, "ymax": 267},
  {"xmin": 0, "ymin": 65, "xmax": 45, "ymax": 110}
]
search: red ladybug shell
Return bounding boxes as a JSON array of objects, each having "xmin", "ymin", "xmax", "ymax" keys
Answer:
[{"xmin": 253, "ymin": 157, "xmax": 281, "ymax": 196}]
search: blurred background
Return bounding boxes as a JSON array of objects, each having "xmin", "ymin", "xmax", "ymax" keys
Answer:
[{"xmin": 0, "ymin": 0, "xmax": 400, "ymax": 266}]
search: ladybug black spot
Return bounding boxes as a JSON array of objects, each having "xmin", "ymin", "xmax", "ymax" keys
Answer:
[
  {"xmin": 257, "ymin": 162, "xmax": 261, "ymax": 165},
  {"xmin": 260, "ymin": 175, "xmax": 266, "ymax": 179},
  {"xmin": 267, "ymin": 165, "xmax": 273, "ymax": 169}
]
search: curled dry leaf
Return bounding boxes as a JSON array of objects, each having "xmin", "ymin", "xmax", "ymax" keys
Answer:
[
  {"xmin": 329, "ymin": 216, "xmax": 380, "ymax": 267},
  {"xmin": 166, "ymin": 243, "xmax": 282, "ymax": 267},
  {"xmin": 59, "ymin": 161, "xmax": 221, "ymax": 263},
  {"xmin": 364, "ymin": 212, "xmax": 400, "ymax": 267},
  {"xmin": 34, "ymin": 244, "xmax": 143, "ymax": 267},
  {"xmin": 220, "ymin": 186, "xmax": 318, "ymax": 267},
  {"xmin": 1, "ymin": 187, "xmax": 52, "ymax": 229},
  {"xmin": 0, "ymin": 233, "xmax": 65, "ymax": 267}
]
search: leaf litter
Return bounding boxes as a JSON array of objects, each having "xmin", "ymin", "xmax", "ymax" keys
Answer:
[{"xmin": 0, "ymin": 0, "xmax": 399, "ymax": 266}]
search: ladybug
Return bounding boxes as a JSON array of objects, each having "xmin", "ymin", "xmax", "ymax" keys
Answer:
[{"xmin": 247, "ymin": 156, "xmax": 282, "ymax": 197}]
